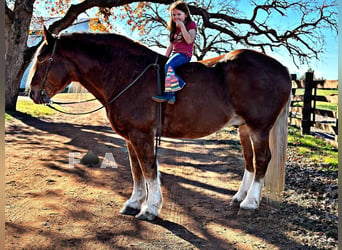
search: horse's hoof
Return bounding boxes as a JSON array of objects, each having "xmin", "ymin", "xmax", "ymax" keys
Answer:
[
  {"xmin": 229, "ymin": 199, "xmax": 241, "ymax": 208},
  {"xmin": 120, "ymin": 206, "xmax": 140, "ymax": 216},
  {"xmin": 237, "ymin": 208, "xmax": 257, "ymax": 216},
  {"xmin": 135, "ymin": 211, "xmax": 156, "ymax": 221}
]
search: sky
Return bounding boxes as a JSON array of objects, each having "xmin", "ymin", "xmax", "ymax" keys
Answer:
[
  {"xmin": 230, "ymin": 0, "xmax": 338, "ymax": 80},
  {"xmin": 31, "ymin": 0, "xmax": 339, "ymax": 80}
]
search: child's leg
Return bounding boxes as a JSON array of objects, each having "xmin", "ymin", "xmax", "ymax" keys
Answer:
[
  {"xmin": 164, "ymin": 53, "xmax": 190, "ymax": 92},
  {"xmin": 152, "ymin": 53, "xmax": 190, "ymax": 104}
]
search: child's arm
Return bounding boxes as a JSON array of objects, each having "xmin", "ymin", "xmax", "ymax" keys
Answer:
[
  {"xmin": 165, "ymin": 42, "xmax": 173, "ymax": 57},
  {"xmin": 176, "ymin": 21, "xmax": 196, "ymax": 45}
]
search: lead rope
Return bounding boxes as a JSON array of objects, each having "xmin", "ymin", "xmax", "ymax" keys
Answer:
[
  {"xmin": 46, "ymin": 59, "xmax": 159, "ymax": 115},
  {"xmin": 154, "ymin": 55, "xmax": 162, "ymax": 166},
  {"xmin": 51, "ymin": 98, "xmax": 97, "ymax": 105}
]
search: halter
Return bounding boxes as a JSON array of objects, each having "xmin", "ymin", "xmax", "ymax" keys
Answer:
[{"xmin": 39, "ymin": 36, "xmax": 59, "ymax": 98}]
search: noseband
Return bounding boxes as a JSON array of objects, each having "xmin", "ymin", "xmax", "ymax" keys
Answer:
[{"xmin": 39, "ymin": 37, "xmax": 59, "ymax": 97}]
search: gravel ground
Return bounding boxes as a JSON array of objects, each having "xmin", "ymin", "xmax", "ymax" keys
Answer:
[
  {"xmin": 280, "ymin": 150, "xmax": 338, "ymax": 249},
  {"xmin": 5, "ymin": 103, "xmax": 338, "ymax": 249}
]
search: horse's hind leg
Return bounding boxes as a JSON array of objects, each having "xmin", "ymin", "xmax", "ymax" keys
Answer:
[
  {"xmin": 120, "ymin": 141, "xmax": 147, "ymax": 216},
  {"xmin": 230, "ymin": 125, "xmax": 254, "ymax": 207},
  {"xmin": 240, "ymin": 130, "xmax": 271, "ymax": 211},
  {"xmin": 129, "ymin": 132, "xmax": 162, "ymax": 221}
]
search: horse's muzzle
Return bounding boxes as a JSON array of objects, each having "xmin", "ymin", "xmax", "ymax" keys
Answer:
[{"xmin": 29, "ymin": 89, "xmax": 51, "ymax": 104}]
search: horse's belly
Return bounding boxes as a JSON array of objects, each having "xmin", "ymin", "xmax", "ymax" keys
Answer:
[
  {"xmin": 161, "ymin": 65, "xmax": 236, "ymax": 139},
  {"xmin": 162, "ymin": 106, "xmax": 235, "ymax": 139}
]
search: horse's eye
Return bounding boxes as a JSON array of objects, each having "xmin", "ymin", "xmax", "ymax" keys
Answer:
[
  {"xmin": 37, "ymin": 57, "xmax": 44, "ymax": 63},
  {"xmin": 37, "ymin": 56, "xmax": 48, "ymax": 64}
]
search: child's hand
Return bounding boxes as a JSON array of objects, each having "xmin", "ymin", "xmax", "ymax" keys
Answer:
[{"xmin": 175, "ymin": 19, "xmax": 184, "ymax": 28}]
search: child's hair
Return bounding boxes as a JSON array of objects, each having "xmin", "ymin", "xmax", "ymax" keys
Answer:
[{"xmin": 167, "ymin": 1, "xmax": 192, "ymax": 42}]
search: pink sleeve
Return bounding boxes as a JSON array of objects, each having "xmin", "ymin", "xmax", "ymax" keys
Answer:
[{"xmin": 187, "ymin": 21, "xmax": 197, "ymax": 31}]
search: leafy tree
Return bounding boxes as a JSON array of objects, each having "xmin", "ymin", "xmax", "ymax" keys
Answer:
[{"xmin": 5, "ymin": 0, "xmax": 337, "ymax": 111}]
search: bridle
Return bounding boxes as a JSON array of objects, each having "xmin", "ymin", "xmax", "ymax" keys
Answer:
[{"xmin": 39, "ymin": 36, "xmax": 59, "ymax": 98}]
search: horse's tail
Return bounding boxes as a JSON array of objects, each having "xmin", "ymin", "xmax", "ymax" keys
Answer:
[{"xmin": 264, "ymin": 93, "xmax": 292, "ymax": 201}]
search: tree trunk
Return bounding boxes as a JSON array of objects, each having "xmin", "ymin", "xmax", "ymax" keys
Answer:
[{"xmin": 5, "ymin": 2, "xmax": 34, "ymax": 111}]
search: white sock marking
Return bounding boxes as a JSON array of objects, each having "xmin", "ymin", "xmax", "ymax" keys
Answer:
[
  {"xmin": 140, "ymin": 171, "xmax": 162, "ymax": 216},
  {"xmin": 240, "ymin": 178, "xmax": 264, "ymax": 210},
  {"xmin": 125, "ymin": 179, "xmax": 146, "ymax": 210},
  {"xmin": 232, "ymin": 170, "xmax": 254, "ymax": 202}
]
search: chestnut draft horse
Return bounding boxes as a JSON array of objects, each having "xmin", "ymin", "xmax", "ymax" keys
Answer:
[{"xmin": 28, "ymin": 28, "xmax": 291, "ymax": 221}]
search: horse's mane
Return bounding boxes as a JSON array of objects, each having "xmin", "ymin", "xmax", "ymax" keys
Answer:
[
  {"xmin": 60, "ymin": 32, "xmax": 161, "ymax": 58},
  {"xmin": 25, "ymin": 41, "xmax": 45, "ymax": 92},
  {"xmin": 58, "ymin": 33, "xmax": 164, "ymax": 94}
]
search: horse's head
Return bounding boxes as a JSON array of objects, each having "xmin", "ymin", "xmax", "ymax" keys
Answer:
[{"xmin": 28, "ymin": 27, "xmax": 71, "ymax": 104}]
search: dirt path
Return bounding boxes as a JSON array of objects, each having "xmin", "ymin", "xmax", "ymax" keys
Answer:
[{"xmin": 5, "ymin": 97, "xmax": 337, "ymax": 249}]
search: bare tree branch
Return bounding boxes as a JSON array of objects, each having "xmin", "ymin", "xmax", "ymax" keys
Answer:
[{"xmin": 42, "ymin": 0, "xmax": 338, "ymax": 66}]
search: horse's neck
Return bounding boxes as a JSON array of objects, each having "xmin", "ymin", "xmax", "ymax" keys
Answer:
[
  {"xmin": 63, "ymin": 42, "xmax": 122, "ymax": 103},
  {"xmin": 64, "ymin": 37, "xmax": 157, "ymax": 104}
]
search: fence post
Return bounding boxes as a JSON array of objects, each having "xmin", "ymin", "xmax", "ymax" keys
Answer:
[{"xmin": 301, "ymin": 72, "xmax": 314, "ymax": 135}]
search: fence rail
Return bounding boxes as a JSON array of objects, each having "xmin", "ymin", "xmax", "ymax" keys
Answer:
[{"xmin": 289, "ymin": 72, "xmax": 338, "ymax": 147}]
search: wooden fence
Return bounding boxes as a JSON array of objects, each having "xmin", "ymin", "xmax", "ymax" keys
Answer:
[{"xmin": 289, "ymin": 72, "xmax": 338, "ymax": 147}]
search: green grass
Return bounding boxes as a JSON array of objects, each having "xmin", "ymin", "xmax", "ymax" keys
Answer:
[
  {"xmin": 291, "ymin": 102, "xmax": 337, "ymax": 113},
  {"xmin": 16, "ymin": 99, "xmax": 55, "ymax": 116},
  {"xmin": 291, "ymin": 88, "xmax": 337, "ymax": 111},
  {"xmin": 6, "ymin": 99, "xmax": 55, "ymax": 121},
  {"xmin": 5, "ymin": 93, "xmax": 95, "ymax": 121},
  {"xmin": 293, "ymin": 89, "xmax": 338, "ymax": 96},
  {"xmin": 287, "ymin": 125, "xmax": 338, "ymax": 170},
  {"xmin": 315, "ymin": 101, "xmax": 337, "ymax": 111},
  {"xmin": 316, "ymin": 89, "xmax": 338, "ymax": 96},
  {"xmin": 291, "ymin": 102, "xmax": 337, "ymax": 111}
]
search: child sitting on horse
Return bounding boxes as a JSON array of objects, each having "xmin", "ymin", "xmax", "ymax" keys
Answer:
[{"xmin": 152, "ymin": 1, "xmax": 197, "ymax": 104}]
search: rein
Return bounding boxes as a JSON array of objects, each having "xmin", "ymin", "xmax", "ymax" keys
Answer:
[
  {"xmin": 51, "ymin": 98, "xmax": 97, "ymax": 105},
  {"xmin": 44, "ymin": 55, "xmax": 161, "ymax": 116}
]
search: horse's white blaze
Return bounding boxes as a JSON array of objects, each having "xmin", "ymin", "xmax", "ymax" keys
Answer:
[
  {"xmin": 232, "ymin": 170, "xmax": 254, "ymax": 202},
  {"xmin": 125, "ymin": 179, "xmax": 146, "ymax": 209},
  {"xmin": 26, "ymin": 42, "xmax": 44, "ymax": 91},
  {"xmin": 240, "ymin": 178, "xmax": 264, "ymax": 210},
  {"xmin": 140, "ymin": 173, "xmax": 162, "ymax": 216}
]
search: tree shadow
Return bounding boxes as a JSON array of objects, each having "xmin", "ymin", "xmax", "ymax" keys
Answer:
[
  {"xmin": 6, "ymin": 111, "xmax": 123, "ymax": 153},
  {"xmin": 150, "ymin": 217, "xmax": 235, "ymax": 249},
  {"xmin": 5, "ymin": 111, "xmax": 337, "ymax": 248}
]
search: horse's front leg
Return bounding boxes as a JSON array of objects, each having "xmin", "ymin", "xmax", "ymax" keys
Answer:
[
  {"xmin": 240, "ymin": 131, "xmax": 271, "ymax": 211},
  {"xmin": 129, "ymin": 132, "xmax": 162, "ymax": 221},
  {"xmin": 120, "ymin": 141, "xmax": 147, "ymax": 216}
]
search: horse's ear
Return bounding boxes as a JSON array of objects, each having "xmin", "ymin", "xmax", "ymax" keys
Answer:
[{"xmin": 43, "ymin": 26, "xmax": 54, "ymax": 45}]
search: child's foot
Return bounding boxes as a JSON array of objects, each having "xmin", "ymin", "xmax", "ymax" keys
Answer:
[{"xmin": 152, "ymin": 92, "xmax": 175, "ymax": 104}]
